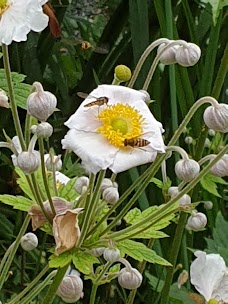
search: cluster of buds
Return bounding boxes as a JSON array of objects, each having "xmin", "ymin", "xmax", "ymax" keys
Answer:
[
  {"xmin": 157, "ymin": 40, "xmax": 201, "ymax": 67},
  {"xmin": 168, "ymin": 186, "xmax": 191, "ymax": 209}
]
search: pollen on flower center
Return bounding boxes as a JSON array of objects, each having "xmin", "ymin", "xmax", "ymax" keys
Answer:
[
  {"xmin": 97, "ymin": 103, "xmax": 144, "ymax": 148},
  {"xmin": 0, "ymin": 0, "xmax": 10, "ymax": 15}
]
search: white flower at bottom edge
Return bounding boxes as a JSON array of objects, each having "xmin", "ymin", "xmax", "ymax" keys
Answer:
[
  {"xmin": 190, "ymin": 251, "xmax": 228, "ymax": 303},
  {"xmin": 62, "ymin": 85, "xmax": 165, "ymax": 174},
  {"xmin": 0, "ymin": 0, "xmax": 49, "ymax": 45}
]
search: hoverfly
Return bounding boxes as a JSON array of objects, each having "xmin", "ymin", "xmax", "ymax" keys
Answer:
[
  {"xmin": 124, "ymin": 138, "xmax": 150, "ymax": 148},
  {"xmin": 77, "ymin": 92, "xmax": 109, "ymax": 108},
  {"xmin": 59, "ymin": 37, "xmax": 109, "ymax": 54}
]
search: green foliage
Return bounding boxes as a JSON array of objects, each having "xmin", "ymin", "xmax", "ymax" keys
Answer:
[
  {"xmin": 200, "ymin": 173, "xmax": 228, "ymax": 197},
  {"xmin": 0, "ymin": 69, "xmax": 31, "ymax": 109},
  {"xmin": 0, "ymin": 194, "xmax": 33, "ymax": 211},
  {"xmin": 201, "ymin": 0, "xmax": 228, "ymax": 25}
]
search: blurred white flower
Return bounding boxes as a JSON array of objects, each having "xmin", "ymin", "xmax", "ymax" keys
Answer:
[
  {"xmin": 62, "ymin": 85, "xmax": 165, "ymax": 174},
  {"xmin": 0, "ymin": 0, "xmax": 49, "ymax": 45},
  {"xmin": 190, "ymin": 251, "xmax": 228, "ymax": 303}
]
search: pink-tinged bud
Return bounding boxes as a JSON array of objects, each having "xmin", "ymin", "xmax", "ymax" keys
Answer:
[
  {"xmin": 103, "ymin": 247, "xmax": 120, "ymax": 263},
  {"xmin": 210, "ymin": 154, "xmax": 228, "ymax": 177},
  {"xmin": 118, "ymin": 267, "xmax": 142, "ymax": 290},
  {"xmin": 0, "ymin": 89, "xmax": 9, "ymax": 108},
  {"xmin": 27, "ymin": 82, "xmax": 57, "ymax": 121},
  {"xmin": 168, "ymin": 187, "xmax": 191, "ymax": 209},
  {"xmin": 203, "ymin": 103, "xmax": 228, "ymax": 133},
  {"xmin": 157, "ymin": 41, "xmax": 179, "ymax": 65},
  {"xmin": 175, "ymin": 159, "xmax": 200, "ymax": 182},
  {"xmin": 31, "ymin": 122, "xmax": 53, "ymax": 138},
  {"xmin": 175, "ymin": 43, "xmax": 201, "ymax": 67},
  {"xmin": 102, "ymin": 187, "xmax": 119, "ymax": 205},
  {"xmin": 90, "ymin": 247, "xmax": 105, "ymax": 257},
  {"xmin": 17, "ymin": 151, "xmax": 40, "ymax": 174},
  {"xmin": 57, "ymin": 274, "xmax": 83, "ymax": 303},
  {"xmin": 177, "ymin": 270, "xmax": 189, "ymax": 289},
  {"xmin": 20, "ymin": 232, "xmax": 38, "ymax": 251},
  {"xmin": 186, "ymin": 211, "xmax": 207, "ymax": 231},
  {"xmin": 74, "ymin": 176, "xmax": 89, "ymax": 194}
]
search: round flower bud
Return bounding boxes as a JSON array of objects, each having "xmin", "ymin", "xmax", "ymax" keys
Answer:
[
  {"xmin": 168, "ymin": 187, "xmax": 191, "ymax": 209},
  {"xmin": 184, "ymin": 136, "xmax": 193, "ymax": 144},
  {"xmin": 100, "ymin": 178, "xmax": 113, "ymax": 192},
  {"xmin": 74, "ymin": 176, "xmax": 89, "ymax": 194},
  {"xmin": 113, "ymin": 181, "xmax": 118, "ymax": 189},
  {"xmin": 204, "ymin": 138, "xmax": 211, "ymax": 148},
  {"xmin": 102, "ymin": 187, "xmax": 119, "ymax": 205},
  {"xmin": 44, "ymin": 154, "xmax": 62, "ymax": 171},
  {"xmin": 114, "ymin": 65, "xmax": 132, "ymax": 82},
  {"xmin": 17, "ymin": 151, "xmax": 40, "ymax": 174},
  {"xmin": 208, "ymin": 129, "xmax": 215, "ymax": 137},
  {"xmin": 175, "ymin": 43, "xmax": 201, "ymax": 67},
  {"xmin": 0, "ymin": 89, "xmax": 9, "ymax": 108},
  {"xmin": 177, "ymin": 270, "xmax": 189, "ymax": 289},
  {"xmin": 186, "ymin": 211, "xmax": 207, "ymax": 231},
  {"xmin": 103, "ymin": 247, "xmax": 120, "ymax": 263},
  {"xmin": 208, "ymin": 299, "xmax": 219, "ymax": 304},
  {"xmin": 90, "ymin": 247, "xmax": 105, "ymax": 257},
  {"xmin": 157, "ymin": 41, "xmax": 179, "ymax": 65},
  {"xmin": 32, "ymin": 122, "xmax": 53, "ymax": 138},
  {"xmin": 175, "ymin": 159, "xmax": 200, "ymax": 182},
  {"xmin": 27, "ymin": 82, "xmax": 57, "ymax": 121},
  {"xmin": 20, "ymin": 232, "xmax": 38, "ymax": 251},
  {"xmin": 210, "ymin": 154, "xmax": 228, "ymax": 177},
  {"xmin": 203, "ymin": 103, "xmax": 228, "ymax": 133},
  {"xmin": 118, "ymin": 267, "xmax": 142, "ymax": 290},
  {"xmin": 203, "ymin": 201, "xmax": 213, "ymax": 210},
  {"xmin": 57, "ymin": 274, "xmax": 83, "ymax": 303}
]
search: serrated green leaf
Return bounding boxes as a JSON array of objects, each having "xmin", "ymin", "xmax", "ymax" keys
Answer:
[
  {"xmin": 136, "ymin": 231, "xmax": 169, "ymax": 239},
  {"xmin": 15, "ymin": 167, "xmax": 37, "ymax": 200},
  {"xmin": 49, "ymin": 252, "xmax": 73, "ymax": 268},
  {"xmin": 200, "ymin": 173, "xmax": 221, "ymax": 197},
  {"xmin": 58, "ymin": 177, "xmax": 78, "ymax": 202},
  {"xmin": 208, "ymin": 174, "xmax": 228, "ymax": 185},
  {"xmin": 118, "ymin": 240, "xmax": 171, "ymax": 266},
  {"xmin": 0, "ymin": 69, "xmax": 31, "ymax": 110},
  {"xmin": 72, "ymin": 250, "xmax": 99, "ymax": 275},
  {"xmin": 124, "ymin": 207, "xmax": 141, "ymax": 224},
  {"xmin": 0, "ymin": 194, "xmax": 34, "ymax": 211}
]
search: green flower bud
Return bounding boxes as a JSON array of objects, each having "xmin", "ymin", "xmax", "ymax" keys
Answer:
[{"xmin": 114, "ymin": 65, "xmax": 132, "ymax": 82}]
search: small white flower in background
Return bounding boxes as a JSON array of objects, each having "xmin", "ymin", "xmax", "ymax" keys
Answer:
[
  {"xmin": 20, "ymin": 232, "xmax": 38, "ymax": 251},
  {"xmin": 203, "ymin": 103, "xmax": 228, "ymax": 133},
  {"xmin": 210, "ymin": 154, "xmax": 228, "ymax": 177},
  {"xmin": 44, "ymin": 154, "xmax": 62, "ymax": 171},
  {"xmin": 0, "ymin": 0, "xmax": 49, "ymax": 45},
  {"xmin": 57, "ymin": 273, "xmax": 84, "ymax": 303},
  {"xmin": 55, "ymin": 171, "xmax": 70, "ymax": 185},
  {"xmin": 190, "ymin": 251, "xmax": 228, "ymax": 303},
  {"xmin": 74, "ymin": 176, "xmax": 89, "ymax": 194},
  {"xmin": 62, "ymin": 85, "xmax": 165, "ymax": 174},
  {"xmin": 186, "ymin": 210, "xmax": 207, "ymax": 231},
  {"xmin": 0, "ymin": 89, "xmax": 9, "ymax": 108}
]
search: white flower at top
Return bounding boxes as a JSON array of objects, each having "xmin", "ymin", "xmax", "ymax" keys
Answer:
[
  {"xmin": 62, "ymin": 85, "xmax": 165, "ymax": 174},
  {"xmin": 0, "ymin": 0, "xmax": 49, "ymax": 45},
  {"xmin": 190, "ymin": 251, "xmax": 228, "ymax": 303}
]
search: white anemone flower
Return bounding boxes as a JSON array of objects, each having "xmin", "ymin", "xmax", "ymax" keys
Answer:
[
  {"xmin": 190, "ymin": 251, "xmax": 228, "ymax": 303},
  {"xmin": 62, "ymin": 85, "xmax": 165, "ymax": 174},
  {"xmin": 0, "ymin": 0, "xmax": 49, "ymax": 45}
]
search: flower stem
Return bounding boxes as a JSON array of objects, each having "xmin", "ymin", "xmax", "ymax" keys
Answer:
[
  {"xmin": 38, "ymin": 138, "xmax": 56, "ymax": 216},
  {"xmin": 2, "ymin": 44, "xmax": 26, "ymax": 151},
  {"xmin": 7, "ymin": 265, "xmax": 49, "ymax": 304},
  {"xmin": 41, "ymin": 264, "xmax": 69, "ymax": 304},
  {"xmin": 89, "ymin": 284, "xmax": 98, "ymax": 304},
  {"xmin": 0, "ymin": 214, "xmax": 30, "ymax": 291},
  {"xmin": 160, "ymin": 213, "xmax": 188, "ymax": 304}
]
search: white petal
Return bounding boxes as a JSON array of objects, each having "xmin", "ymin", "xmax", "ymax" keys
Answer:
[
  {"xmin": 55, "ymin": 171, "xmax": 70, "ymax": 185},
  {"xmin": 212, "ymin": 269, "xmax": 228, "ymax": 302},
  {"xmin": 62, "ymin": 129, "xmax": 118, "ymax": 174},
  {"xmin": 190, "ymin": 251, "xmax": 226, "ymax": 301},
  {"xmin": 26, "ymin": 0, "xmax": 49, "ymax": 32},
  {"xmin": 110, "ymin": 148, "xmax": 157, "ymax": 174}
]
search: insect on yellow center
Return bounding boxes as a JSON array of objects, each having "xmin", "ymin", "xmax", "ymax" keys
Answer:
[
  {"xmin": 0, "ymin": 0, "xmax": 10, "ymax": 15},
  {"xmin": 97, "ymin": 103, "xmax": 144, "ymax": 148}
]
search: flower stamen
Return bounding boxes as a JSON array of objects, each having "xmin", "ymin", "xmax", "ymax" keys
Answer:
[
  {"xmin": 0, "ymin": 0, "xmax": 10, "ymax": 15},
  {"xmin": 97, "ymin": 103, "xmax": 144, "ymax": 148}
]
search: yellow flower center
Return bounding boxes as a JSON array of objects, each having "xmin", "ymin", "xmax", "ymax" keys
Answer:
[
  {"xmin": 97, "ymin": 103, "xmax": 144, "ymax": 148},
  {"xmin": 0, "ymin": 0, "xmax": 10, "ymax": 15}
]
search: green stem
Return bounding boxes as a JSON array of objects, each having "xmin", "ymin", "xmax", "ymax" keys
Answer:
[
  {"xmin": 78, "ymin": 173, "xmax": 97, "ymax": 246},
  {"xmin": 2, "ymin": 44, "xmax": 26, "ymax": 151},
  {"xmin": 89, "ymin": 284, "xmax": 98, "ymax": 304},
  {"xmin": 24, "ymin": 114, "xmax": 32, "ymax": 148},
  {"xmin": 0, "ymin": 214, "xmax": 30, "ymax": 291},
  {"xmin": 38, "ymin": 138, "xmax": 56, "ymax": 216},
  {"xmin": 20, "ymin": 270, "xmax": 57, "ymax": 304},
  {"xmin": 160, "ymin": 213, "xmax": 188, "ymax": 304},
  {"xmin": 41, "ymin": 264, "xmax": 69, "ymax": 304},
  {"xmin": 7, "ymin": 265, "xmax": 49, "ymax": 304}
]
